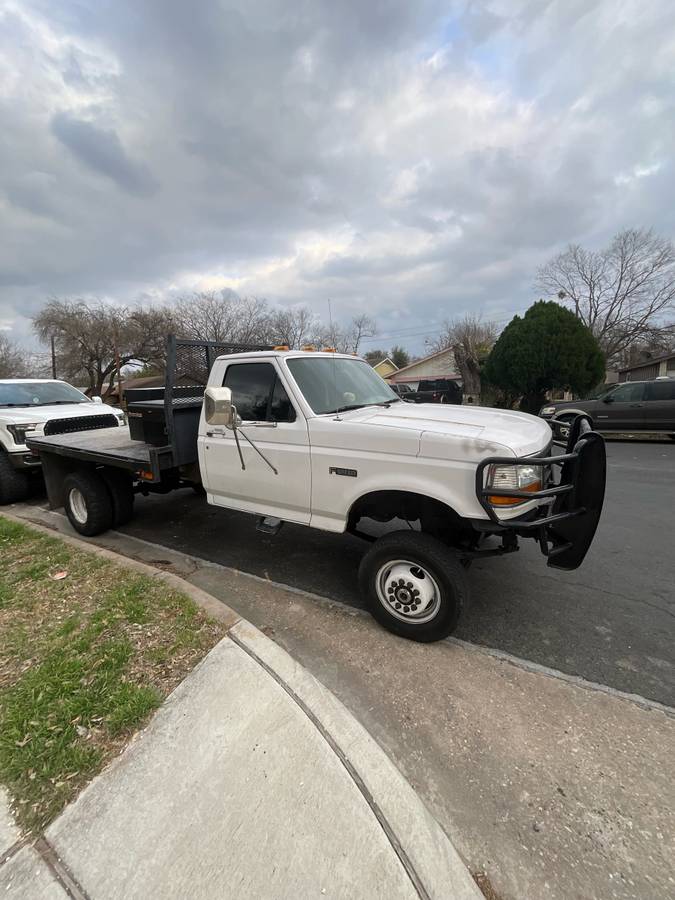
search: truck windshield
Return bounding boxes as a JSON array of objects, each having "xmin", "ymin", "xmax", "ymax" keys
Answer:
[
  {"xmin": 286, "ymin": 357, "xmax": 399, "ymax": 415},
  {"xmin": 0, "ymin": 381, "xmax": 89, "ymax": 407}
]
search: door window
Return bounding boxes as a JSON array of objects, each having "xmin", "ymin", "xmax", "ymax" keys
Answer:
[
  {"xmin": 645, "ymin": 381, "xmax": 675, "ymax": 401},
  {"xmin": 608, "ymin": 383, "xmax": 645, "ymax": 402},
  {"xmin": 223, "ymin": 363, "xmax": 296, "ymax": 422}
]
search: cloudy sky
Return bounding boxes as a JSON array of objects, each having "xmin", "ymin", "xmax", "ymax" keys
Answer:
[{"xmin": 1, "ymin": 0, "xmax": 674, "ymax": 354}]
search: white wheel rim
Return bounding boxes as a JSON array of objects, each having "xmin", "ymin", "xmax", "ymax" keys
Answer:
[
  {"xmin": 375, "ymin": 559, "xmax": 442, "ymax": 624},
  {"xmin": 69, "ymin": 487, "xmax": 88, "ymax": 524}
]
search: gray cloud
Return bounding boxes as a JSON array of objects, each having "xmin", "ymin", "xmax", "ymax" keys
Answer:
[
  {"xmin": 0, "ymin": 0, "xmax": 673, "ymax": 353},
  {"xmin": 50, "ymin": 113, "xmax": 158, "ymax": 195}
]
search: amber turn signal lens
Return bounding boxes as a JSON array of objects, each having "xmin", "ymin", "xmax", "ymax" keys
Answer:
[{"xmin": 488, "ymin": 480, "xmax": 542, "ymax": 506}]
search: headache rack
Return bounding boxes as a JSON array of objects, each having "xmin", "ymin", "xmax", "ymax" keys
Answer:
[
  {"xmin": 161, "ymin": 336, "xmax": 271, "ymax": 455},
  {"xmin": 27, "ymin": 335, "xmax": 273, "ymax": 491},
  {"xmin": 124, "ymin": 335, "xmax": 273, "ymax": 466},
  {"xmin": 475, "ymin": 416, "xmax": 606, "ymax": 571}
]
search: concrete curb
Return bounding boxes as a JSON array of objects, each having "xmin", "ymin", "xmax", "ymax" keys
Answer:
[{"xmin": 0, "ymin": 510, "xmax": 481, "ymax": 899}]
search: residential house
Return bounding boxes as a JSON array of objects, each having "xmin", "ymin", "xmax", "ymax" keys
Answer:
[
  {"xmin": 386, "ymin": 347, "xmax": 461, "ymax": 388},
  {"xmin": 618, "ymin": 350, "xmax": 675, "ymax": 382}
]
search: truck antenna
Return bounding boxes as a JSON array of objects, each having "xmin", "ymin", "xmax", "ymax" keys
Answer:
[{"xmin": 328, "ymin": 298, "xmax": 341, "ymax": 421}]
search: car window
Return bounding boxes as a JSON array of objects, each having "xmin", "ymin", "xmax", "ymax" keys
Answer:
[
  {"xmin": 645, "ymin": 381, "xmax": 675, "ymax": 401},
  {"xmin": 608, "ymin": 383, "xmax": 645, "ymax": 402},
  {"xmin": 223, "ymin": 362, "xmax": 295, "ymax": 422},
  {"xmin": 0, "ymin": 381, "xmax": 89, "ymax": 407}
]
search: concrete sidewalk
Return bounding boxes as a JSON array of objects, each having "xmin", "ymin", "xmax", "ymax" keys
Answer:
[{"xmin": 0, "ymin": 518, "xmax": 480, "ymax": 900}]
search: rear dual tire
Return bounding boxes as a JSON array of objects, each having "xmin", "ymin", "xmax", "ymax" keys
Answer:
[
  {"xmin": 64, "ymin": 468, "xmax": 134, "ymax": 536},
  {"xmin": 358, "ymin": 531, "xmax": 468, "ymax": 642}
]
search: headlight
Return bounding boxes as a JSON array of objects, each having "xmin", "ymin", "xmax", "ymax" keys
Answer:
[
  {"xmin": 540, "ymin": 406, "xmax": 556, "ymax": 416},
  {"xmin": 116, "ymin": 411, "xmax": 127, "ymax": 425},
  {"xmin": 7, "ymin": 423, "xmax": 39, "ymax": 445},
  {"xmin": 486, "ymin": 463, "xmax": 543, "ymax": 506}
]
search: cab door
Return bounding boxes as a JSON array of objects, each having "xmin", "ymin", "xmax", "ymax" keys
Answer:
[
  {"xmin": 201, "ymin": 361, "xmax": 311, "ymax": 523},
  {"xmin": 594, "ymin": 382, "xmax": 646, "ymax": 430}
]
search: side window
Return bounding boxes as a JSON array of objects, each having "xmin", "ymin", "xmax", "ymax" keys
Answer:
[
  {"xmin": 269, "ymin": 376, "xmax": 296, "ymax": 422},
  {"xmin": 223, "ymin": 362, "xmax": 296, "ymax": 422},
  {"xmin": 609, "ymin": 383, "xmax": 645, "ymax": 402},
  {"xmin": 223, "ymin": 363, "xmax": 275, "ymax": 421},
  {"xmin": 645, "ymin": 381, "xmax": 675, "ymax": 402}
]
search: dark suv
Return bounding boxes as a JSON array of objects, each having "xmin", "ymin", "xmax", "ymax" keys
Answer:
[
  {"xmin": 539, "ymin": 379, "xmax": 675, "ymax": 437},
  {"xmin": 407, "ymin": 378, "xmax": 462, "ymax": 404}
]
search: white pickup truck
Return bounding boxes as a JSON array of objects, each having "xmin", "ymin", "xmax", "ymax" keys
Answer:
[
  {"xmin": 0, "ymin": 379, "xmax": 125, "ymax": 504},
  {"xmin": 23, "ymin": 338, "xmax": 606, "ymax": 642}
]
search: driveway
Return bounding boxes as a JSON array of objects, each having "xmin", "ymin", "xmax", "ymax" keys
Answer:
[{"xmin": 116, "ymin": 439, "xmax": 675, "ymax": 706}]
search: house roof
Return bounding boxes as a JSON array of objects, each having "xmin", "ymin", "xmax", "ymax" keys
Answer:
[
  {"xmin": 618, "ymin": 349, "xmax": 675, "ymax": 373},
  {"xmin": 372, "ymin": 357, "xmax": 397, "ymax": 370},
  {"xmin": 387, "ymin": 346, "xmax": 454, "ymax": 376}
]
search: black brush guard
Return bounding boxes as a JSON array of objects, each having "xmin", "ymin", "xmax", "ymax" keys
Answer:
[{"xmin": 475, "ymin": 416, "xmax": 606, "ymax": 570}]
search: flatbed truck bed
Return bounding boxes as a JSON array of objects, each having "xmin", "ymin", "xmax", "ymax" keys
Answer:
[{"xmin": 27, "ymin": 427, "xmax": 175, "ymax": 480}]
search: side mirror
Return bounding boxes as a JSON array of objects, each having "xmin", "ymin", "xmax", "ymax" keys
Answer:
[
  {"xmin": 602, "ymin": 396, "xmax": 614, "ymax": 403},
  {"xmin": 92, "ymin": 396, "xmax": 103, "ymax": 405},
  {"xmin": 204, "ymin": 386, "xmax": 235, "ymax": 427}
]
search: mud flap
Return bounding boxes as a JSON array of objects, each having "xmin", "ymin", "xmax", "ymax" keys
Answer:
[{"xmin": 546, "ymin": 429, "xmax": 606, "ymax": 570}]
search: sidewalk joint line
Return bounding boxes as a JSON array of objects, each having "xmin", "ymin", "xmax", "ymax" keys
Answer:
[
  {"xmin": 0, "ymin": 836, "xmax": 30, "ymax": 868},
  {"xmin": 229, "ymin": 630, "xmax": 431, "ymax": 900},
  {"xmin": 34, "ymin": 837, "xmax": 90, "ymax": 900}
]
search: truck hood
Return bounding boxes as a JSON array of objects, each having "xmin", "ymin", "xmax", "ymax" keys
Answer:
[{"xmin": 353, "ymin": 401, "xmax": 552, "ymax": 458}]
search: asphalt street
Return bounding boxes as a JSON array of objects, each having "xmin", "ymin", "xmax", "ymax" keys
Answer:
[{"xmin": 110, "ymin": 440, "xmax": 673, "ymax": 706}]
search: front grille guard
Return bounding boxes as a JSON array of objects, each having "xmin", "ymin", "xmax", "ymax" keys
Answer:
[{"xmin": 475, "ymin": 416, "xmax": 606, "ymax": 569}]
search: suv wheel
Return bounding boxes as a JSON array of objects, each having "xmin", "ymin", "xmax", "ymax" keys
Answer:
[
  {"xmin": 0, "ymin": 452, "xmax": 30, "ymax": 504},
  {"xmin": 358, "ymin": 531, "xmax": 469, "ymax": 642}
]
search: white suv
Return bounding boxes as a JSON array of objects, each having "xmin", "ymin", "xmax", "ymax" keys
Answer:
[{"xmin": 0, "ymin": 379, "xmax": 125, "ymax": 503}]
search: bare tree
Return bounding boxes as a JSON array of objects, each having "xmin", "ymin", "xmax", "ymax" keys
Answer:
[
  {"xmin": 344, "ymin": 314, "xmax": 376, "ymax": 354},
  {"xmin": 269, "ymin": 306, "xmax": 317, "ymax": 348},
  {"xmin": 429, "ymin": 315, "xmax": 498, "ymax": 402},
  {"xmin": 173, "ymin": 291, "xmax": 275, "ymax": 345},
  {"xmin": 311, "ymin": 314, "xmax": 377, "ymax": 354},
  {"xmin": 536, "ymin": 228, "xmax": 675, "ymax": 364},
  {"xmin": 0, "ymin": 334, "xmax": 28, "ymax": 378},
  {"xmin": 33, "ymin": 300, "xmax": 172, "ymax": 396}
]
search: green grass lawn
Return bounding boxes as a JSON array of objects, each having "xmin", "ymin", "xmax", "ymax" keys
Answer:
[{"xmin": 0, "ymin": 515, "xmax": 226, "ymax": 834}]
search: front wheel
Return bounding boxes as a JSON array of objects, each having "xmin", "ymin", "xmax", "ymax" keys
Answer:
[
  {"xmin": 0, "ymin": 453, "xmax": 30, "ymax": 504},
  {"xmin": 358, "ymin": 531, "xmax": 469, "ymax": 642}
]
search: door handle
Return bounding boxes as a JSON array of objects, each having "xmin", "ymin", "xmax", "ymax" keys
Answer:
[
  {"xmin": 206, "ymin": 429, "xmax": 225, "ymax": 437},
  {"xmin": 629, "ymin": 403, "xmax": 644, "ymax": 408}
]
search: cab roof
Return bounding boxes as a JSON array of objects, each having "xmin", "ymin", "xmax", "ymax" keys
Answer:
[{"xmin": 214, "ymin": 349, "xmax": 363, "ymax": 362}]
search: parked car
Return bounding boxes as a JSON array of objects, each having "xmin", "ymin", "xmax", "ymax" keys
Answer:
[
  {"xmin": 0, "ymin": 379, "xmax": 126, "ymax": 503},
  {"xmin": 539, "ymin": 378, "xmax": 675, "ymax": 437},
  {"xmin": 389, "ymin": 383, "xmax": 415, "ymax": 400},
  {"xmin": 23, "ymin": 338, "xmax": 606, "ymax": 644},
  {"xmin": 406, "ymin": 378, "xmax": 462, "ymax": 404}
]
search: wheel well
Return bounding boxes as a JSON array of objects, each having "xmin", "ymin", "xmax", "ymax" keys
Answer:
[
  {"xmin": 347, "ymin": 490, "xmax": 473, "ymax": 545},
  {"xmin": 554, "ymin": 409, "xmax": 591, "ymax": 421}
]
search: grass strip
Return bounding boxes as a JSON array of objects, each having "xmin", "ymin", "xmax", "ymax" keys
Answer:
[{"xmin": 0, "ymin": 515, "xmax": 225, "ymax": 833}]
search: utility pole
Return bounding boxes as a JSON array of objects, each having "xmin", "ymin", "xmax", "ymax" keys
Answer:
[{"xmin": 50, "ymin": 335, "xmax": 57, "ymax": 379}]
